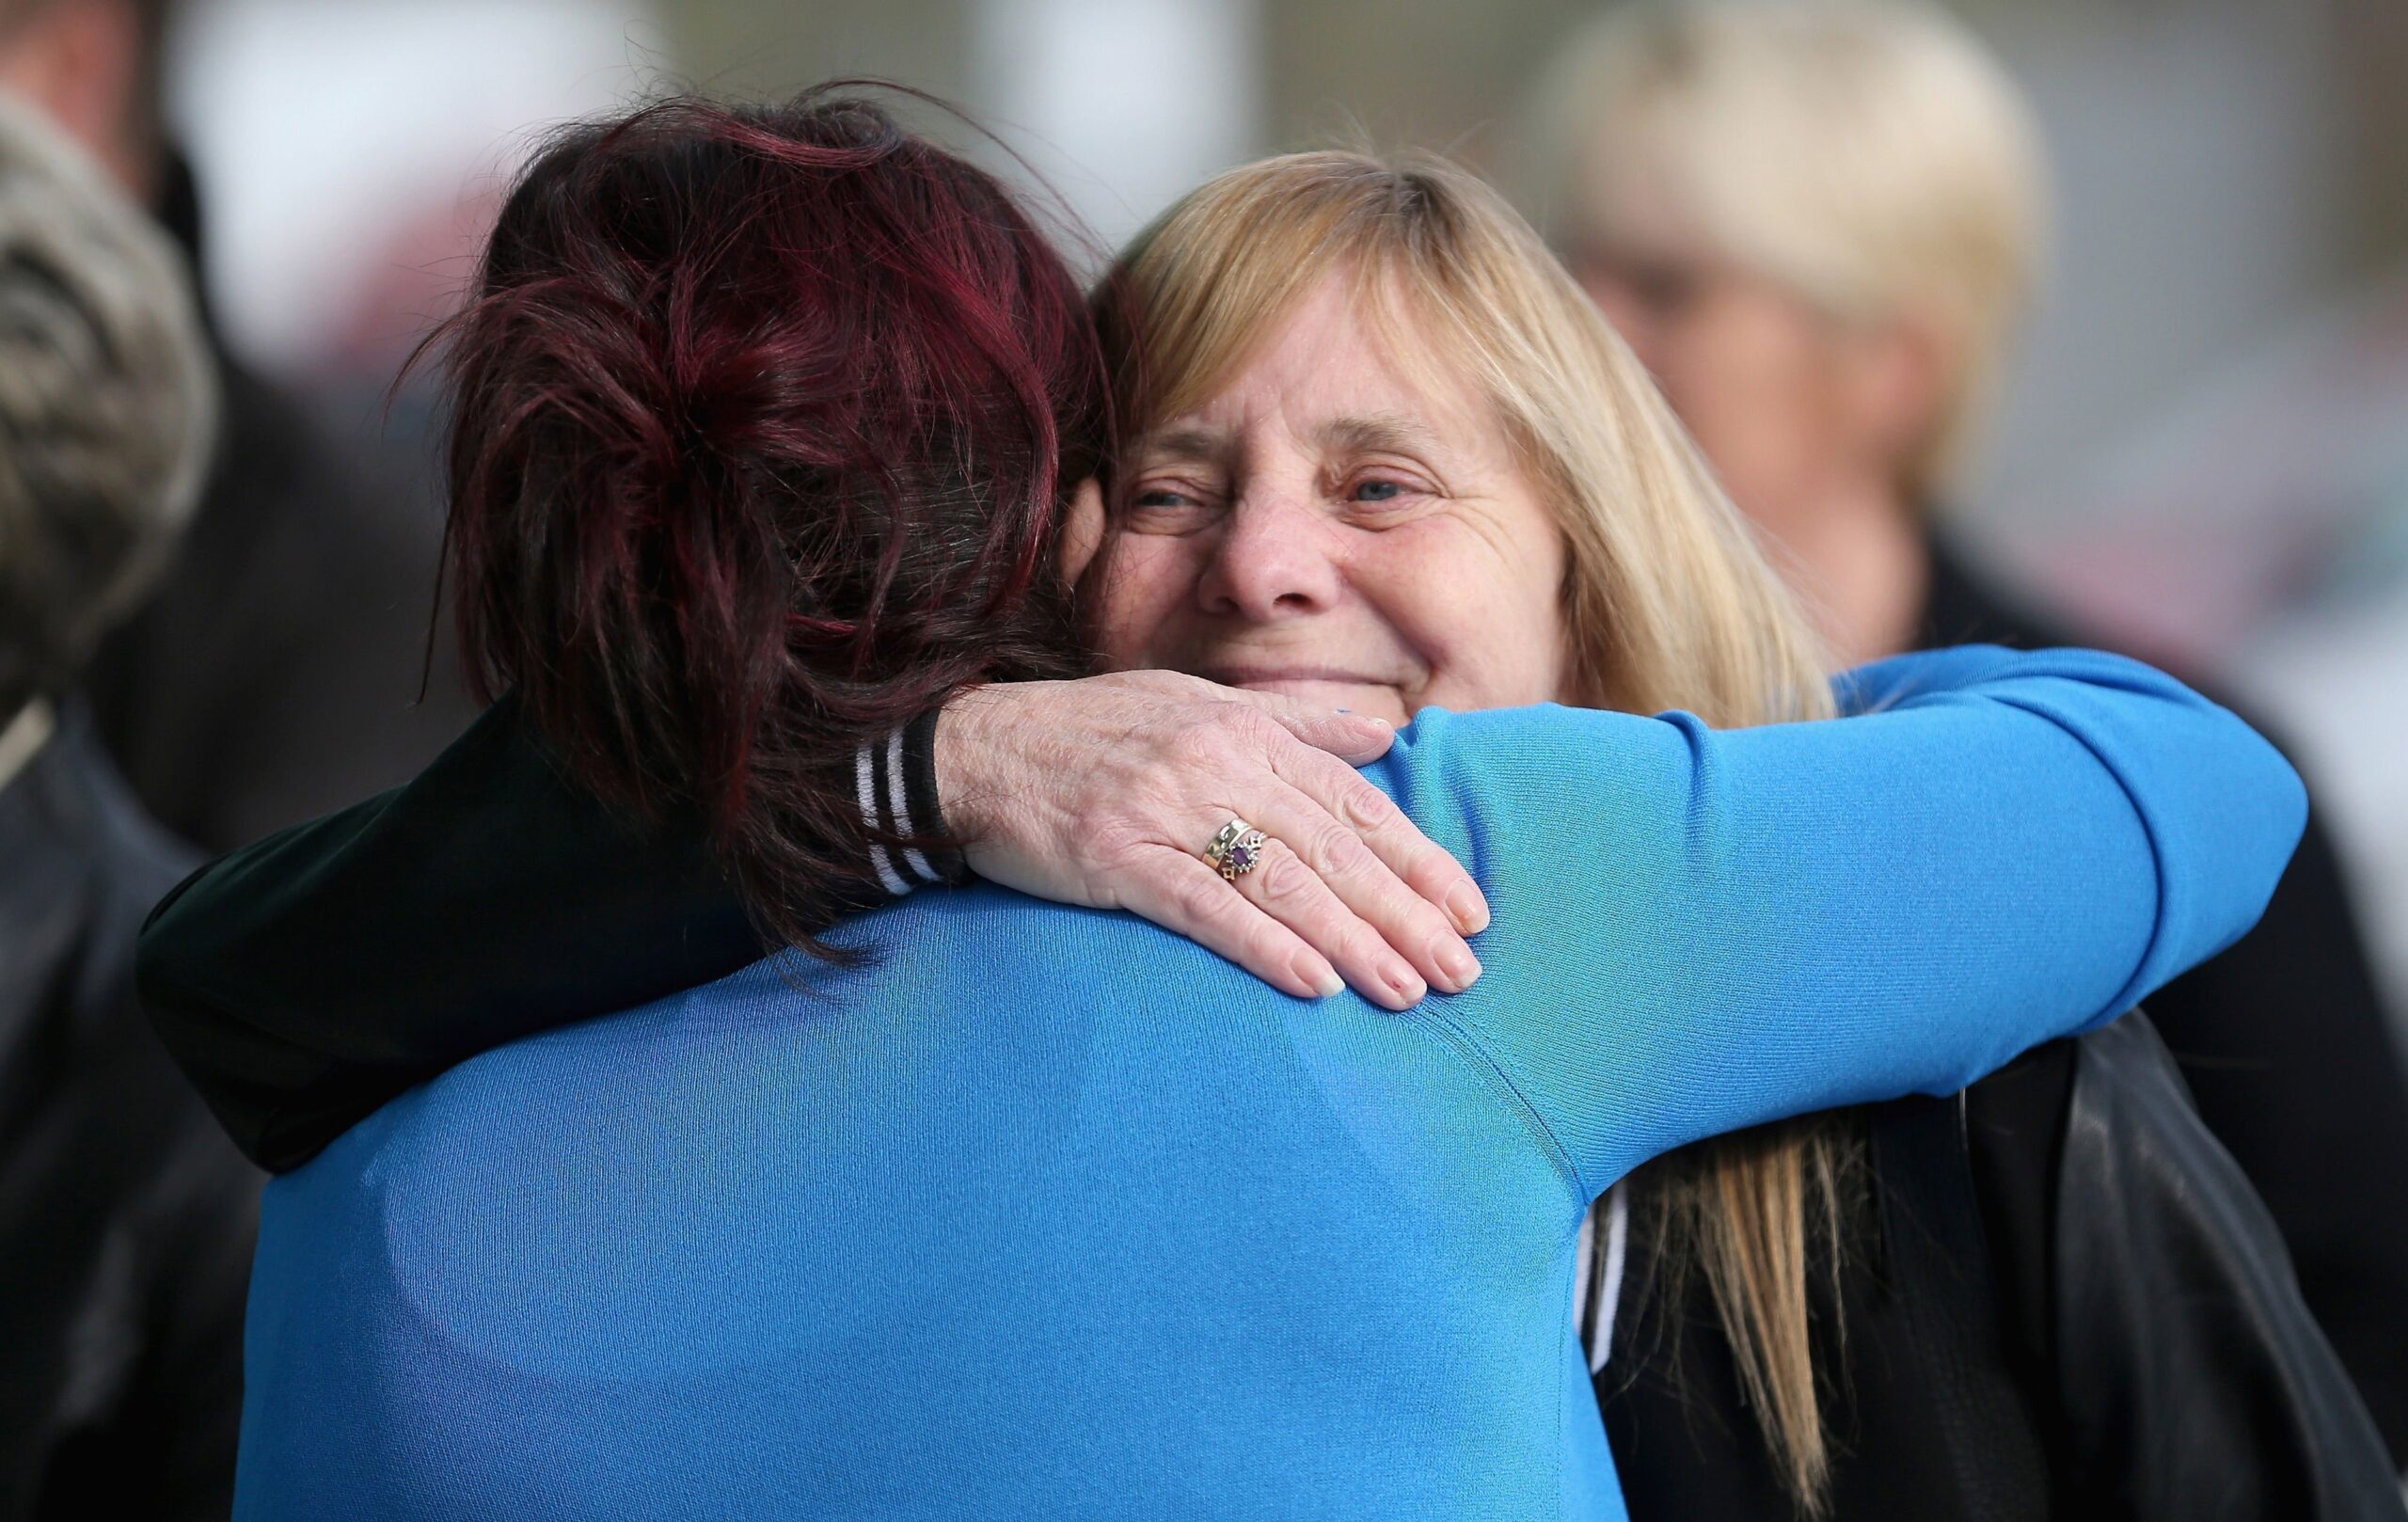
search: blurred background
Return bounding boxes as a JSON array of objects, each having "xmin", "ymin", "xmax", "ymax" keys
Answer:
[{"xmin": 138, "ymin": 0, "xmax": 2408, "ymax": 1019}]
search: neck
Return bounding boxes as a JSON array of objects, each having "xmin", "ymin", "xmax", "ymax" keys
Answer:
[{"xmin": 1754, "ymin": 481, "xmax": 1930, "ymax": 670}]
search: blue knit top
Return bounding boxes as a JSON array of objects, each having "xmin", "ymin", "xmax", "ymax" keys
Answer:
[{"xmin": 234, "ymin": 647, "xmax": 2305, "ymax": 1520}]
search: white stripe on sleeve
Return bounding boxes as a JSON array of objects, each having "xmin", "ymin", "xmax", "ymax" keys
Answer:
[
  {"xmin": 887, "ymin": 728, "xmax": 941, "ymax": 883},
  {"xmin": 856, "ymin": 742, "xmax": 912, "ymax": 897}
]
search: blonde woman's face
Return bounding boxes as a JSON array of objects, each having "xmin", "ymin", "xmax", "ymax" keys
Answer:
[{"xmin": 1084, "ymin": 274, "xmax": 1572, "ymax": 726}]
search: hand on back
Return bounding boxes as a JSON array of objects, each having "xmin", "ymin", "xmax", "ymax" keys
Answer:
[{"xmin": 935, "ymin": 672, "xmax": 1489, "ymax": 1010}]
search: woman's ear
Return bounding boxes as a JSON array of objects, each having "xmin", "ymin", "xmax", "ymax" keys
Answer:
[{"xmin": 1059, "ymin": 477, "xmax": 1107, "ymax": 585}]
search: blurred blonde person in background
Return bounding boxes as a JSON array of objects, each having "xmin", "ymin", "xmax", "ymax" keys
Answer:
[
  {"xmin": 1538, "ymin": 0, "xmax": 2033, "ymax": 666},
  {"xmin": 0, "ymin": 89, "xmax": 257, "ymax": 1520},
  {"xmin": 1529, "ymin": 0, "xmax": 2408, "ymax": 1503}
]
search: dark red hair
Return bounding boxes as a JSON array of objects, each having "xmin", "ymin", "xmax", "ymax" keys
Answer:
[{"xmin": 432, "ymin": 87, "xmax": 1104, "ymax": 954}]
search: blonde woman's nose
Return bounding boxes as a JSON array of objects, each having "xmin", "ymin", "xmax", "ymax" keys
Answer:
[{"xmin": 1196, "ymin": 497, "xmax": 1345, "ymax": 622}]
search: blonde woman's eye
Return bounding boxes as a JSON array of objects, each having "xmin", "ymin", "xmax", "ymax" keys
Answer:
[
  {"xmin": 1351, "ymin": 478, "xmax": 1411, "ymax": 504},
  {"xmin": 1122, "ymin": 484, "xmax": 1219, "ymax": 531}
]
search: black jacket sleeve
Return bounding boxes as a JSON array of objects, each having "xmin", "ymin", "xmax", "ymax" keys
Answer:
[
  {"xmin": 2047, "ymin": 1014, "xmax": 2405, "ymax": 1520},
  {"xmin": 135, "ymin": 695, "xmax": 903, "ymax": 1171}
]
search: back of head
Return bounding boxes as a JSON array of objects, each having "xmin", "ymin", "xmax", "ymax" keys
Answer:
[
  {"xmin": 1093, "ymin": 148, "xmax": 1831, "ymax": 728},
  {"xmin": 1531, "ymin": 0, "xmax": 2046, "ymax": 499},
  {"xmin": 0, "ymin": 87, "xmax": 213, "ymax": 720},
  {"xmin": 436, "ymin": 88, "xmax": 1106, "ymax": 951}
]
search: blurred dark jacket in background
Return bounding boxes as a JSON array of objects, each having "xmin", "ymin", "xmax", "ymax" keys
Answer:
[
  {"xmin": 0, "ymin": 707, "xmax": 258, "ymax": 1521},
  {"xmin": 83, "ymin": 154, "xmax": 478, "ymax": 855},
  {"xmin": 1918, "ymin": 531, "xmax": 2408, "ymax": 1462}
]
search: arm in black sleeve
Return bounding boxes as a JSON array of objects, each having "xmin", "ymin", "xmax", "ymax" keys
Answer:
[{"xmin": 136, "ymin": 695, "xmax": 952, "ymax": 1171}]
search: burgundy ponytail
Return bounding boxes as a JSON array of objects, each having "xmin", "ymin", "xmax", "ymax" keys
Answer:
[{"xmin": 429, "ymin": 88, "xmax": 1105, "ymax": 955}]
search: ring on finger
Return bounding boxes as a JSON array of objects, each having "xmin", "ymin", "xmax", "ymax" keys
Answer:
[{"xmin": 1203, "ymin": 818, "xmax": 1272, "ymax": 881}]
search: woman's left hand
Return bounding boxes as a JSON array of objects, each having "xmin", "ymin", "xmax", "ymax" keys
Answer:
[{"xmin": 935, "ymin": 672, "xmax": 1489, "ymax": 1010}]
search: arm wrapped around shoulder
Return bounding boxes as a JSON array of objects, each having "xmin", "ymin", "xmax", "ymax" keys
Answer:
[
  {"xmin": 1374, "ymin": 643, "xmax": 2307, "ymax": 1196},
  {"xmin": 1837, "ymin": 644, "xmax": 2308, "ymax": 1024}
]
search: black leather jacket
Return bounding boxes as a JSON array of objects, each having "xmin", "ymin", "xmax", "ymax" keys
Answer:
[
  {"xmin": 1, "ymin": 712, "xmax": 261, "ymax": 1520},
  {"xmin": 2055, "ymin": 1016, "xmax": 2400, "ymax": 1518},
  {"xmin": 1602, "ymin": 1016, "xmax": 2405, "ymax": 1520}
]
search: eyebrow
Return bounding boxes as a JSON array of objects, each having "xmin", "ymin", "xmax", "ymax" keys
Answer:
[
  {"xmin": 1315, "ymin": 412, "xmax": 1445, "ymax": 458},
  {"xmin": 1129, "ymin": 411, "xmax": 1446, "ymax": 465},
  {"xmin": 1132, "ymin": 426, "xmax": 1228, "ymax": 464}
]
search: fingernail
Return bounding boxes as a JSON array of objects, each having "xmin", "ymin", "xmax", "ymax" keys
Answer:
[
  {"xmin": 1385, "ymin": 962, "xmax": 1427, "ymax": 1008},
  {"xmin": 1435, "ymin": 940, "xmax": 1481, "ymax": 992},
  {"xmin": 1447, "ymin": 882, "xmax": 1491, "ymax": 936},
  {"xmin": 1298, "ymin": 956, "xmax": 1344, "ymax": 999}
]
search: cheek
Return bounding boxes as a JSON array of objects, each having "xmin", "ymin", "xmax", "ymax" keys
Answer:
[
  {"xmin": 1481, "ymin": 544, "xmax": 1572, "ymax": 698},
  {"xmin": 1367, "ymin": 522, "xmax": 1568, "ymax": 709}
]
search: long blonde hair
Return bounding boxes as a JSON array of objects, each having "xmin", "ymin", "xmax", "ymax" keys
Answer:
[{"xmin": 1093, "ymin": 151, "xmax": 1858, "ymax": 1512}]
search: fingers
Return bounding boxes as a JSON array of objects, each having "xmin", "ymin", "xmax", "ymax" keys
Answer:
[
  {"xmin": 1259, "ymin": 707, "xmax": 1397, "ymax": 765},
  {"xmin": 1233, "ymin": 835, "xmax": 1430, "ymax": 1010},
  {"xmin": 1106, "ymin": 811, "xmax": 1457, "ymax": 1015},
  {"xmin": 1237, "ymin": 781, "xmax": 1480, "ymax": 1010},
  {"xmin": 1272, "ymin": 745, "xmax": 1490, "ymax": 936},
  {"xmin": 1204, "ymin": 695, "xmax": 1484, "ymax": 935},
  {"xmin": 1204, "ymin": 687, "xmax": 1398, "ymax": 766},
  {"xmin": 1115, "ymin": 849, "xmax": 1345, "ymax": 1003},
  {"xmin": 979, "ymin": 673, "xmax": 1486, "ymax": 1013}
]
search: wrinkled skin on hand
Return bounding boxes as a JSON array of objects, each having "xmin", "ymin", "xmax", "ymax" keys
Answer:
[{"xmin": 937, "ymin": 671, "xmax": 1487, "ymax": 1010}]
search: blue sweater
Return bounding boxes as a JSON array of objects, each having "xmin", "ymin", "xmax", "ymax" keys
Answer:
[{"xmin": 234, "ymin": 648, "xmax": 2304, "ymax": 1520}]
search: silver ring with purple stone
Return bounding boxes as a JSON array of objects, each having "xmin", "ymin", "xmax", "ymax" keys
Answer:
[{"xmin": 1203, "ymin": 818, "xmax": 1270, "ymax": 881}]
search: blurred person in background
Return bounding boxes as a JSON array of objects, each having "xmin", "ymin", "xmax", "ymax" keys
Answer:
[
  {"xmin": 1533, "ymin": 0, "xmax": 2408, "ymax": 1483},
  {"xmin": 0, "ymin": 0, "xmax": 477, "ymax": 852},
  {"xmin": 0, "ymin": 89, "xmax": 256, "ymax": 1520}
]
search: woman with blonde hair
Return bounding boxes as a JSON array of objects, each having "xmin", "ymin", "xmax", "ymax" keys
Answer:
[{"xmin": 144, "ymin": 98, "xmax": 2324, "ymax": 1517}]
